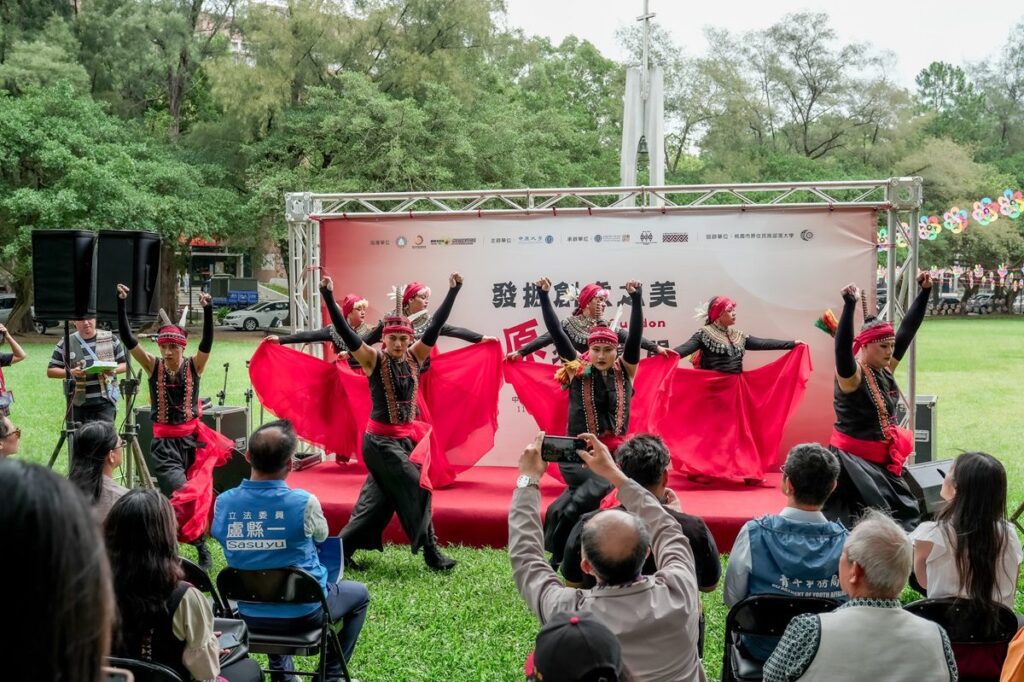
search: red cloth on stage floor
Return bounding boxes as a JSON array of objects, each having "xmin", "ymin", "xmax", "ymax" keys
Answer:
[
  {"xmin": 503, "ymin": 353, "xmax": 679, "ymax": 481},
  {"xmin": 249, "ymin": 340, "xmax": 503, "ymax": 487},
  {"xmin": 156, "ymin": 419, "xmax": 234, "ymax": 542},
  {"xmin": 650, "ymin": 345, "xmax": 812, "ymax": 483}
]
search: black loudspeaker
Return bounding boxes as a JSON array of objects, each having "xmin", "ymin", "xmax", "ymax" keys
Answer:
[
  {"xmin": 31, "ymin": 230, "xmax": 97, "ymax": 320},
  {"xmin": 134, "ymin": 405, "xmax": 251, "ymax": 493},
  {"xmin": 905, "ymin": 458, "xmax": 954, "ymax": 518},
  {"xmin": 96, "ymin": 230, "xmax": 162, "ymax": 324}
]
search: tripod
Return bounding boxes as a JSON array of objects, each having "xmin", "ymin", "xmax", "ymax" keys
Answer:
[
  {"xmin": 118, "ymin": 351, "xmax": 154, "ymax": 490},
  {"xmin": 47, "ymin": 320, "xmax": 79, "ymax": 469}
]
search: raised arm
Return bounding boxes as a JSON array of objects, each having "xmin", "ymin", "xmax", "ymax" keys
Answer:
[
  {"xmin": 892, "ymin": 273, "xmax": 932, "ymax": 367},
  {"xmin": 621, "ymin": 281, "xmax": 643, "ymax": 376},
  {"xmin": 0, "ymin": 325, "xmax": 26, "ymax": 364},
  {"xmin": 413, "ymin": 273, "xmax": 462, "ymax": 363},
  {"xmin": 193, "ymin": 293, "xmax": 214, "ymax": 376},
  {"xmin": 835, "ymin": 283, "xmax": 860, "ymax": 392},
  {"xmin": 116, "ymin": 284, "xmax": 156, "ymax": 375},
  {"xmin": 320, "ymin": 278, "xmax": 376, "ymax": 374},
  {"xmin": 537, "ymin": 278, "xmax": 577, "ymax": 362}
]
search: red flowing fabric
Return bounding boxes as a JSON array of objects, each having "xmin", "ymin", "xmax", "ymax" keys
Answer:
[
  {"xmin": 829, "ymin": 425, "xmax": 914, "ymax": 476},
  {"xmin": 503, "ymin": 353, "xmax": 679, "ymax": 481},
  {"xmin": 365, "ymin": 418, "xmax": 445, "ymax": 491},
  {"xmin": 650, "ymin": 345, "xmax": 812, "ymax": 483},
  {"xmin": 158, "ymin": 419, "xmax": 234, "ymax": 542},
  {"xmin": 248, "ymin": 340, "xmax": 503, "ymax": 487}
]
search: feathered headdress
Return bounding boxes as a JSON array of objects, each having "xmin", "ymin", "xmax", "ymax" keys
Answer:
[{"xmin": 382, "ymin": 284, "xmax": 414, "ymax": 335}]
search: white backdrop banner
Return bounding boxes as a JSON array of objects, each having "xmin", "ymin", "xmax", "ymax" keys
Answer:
[{"xmin": 320, "ymin": 209, "xmax": 878, "ymax": 466}]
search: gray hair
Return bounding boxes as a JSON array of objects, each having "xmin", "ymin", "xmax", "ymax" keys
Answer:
[{"xmin": 844, "ymin": 509, "xmax": 912, "ymax": 598}]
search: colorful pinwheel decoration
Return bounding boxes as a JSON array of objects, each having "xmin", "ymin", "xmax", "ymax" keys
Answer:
[
  {"xmin": 876, "ymin": 227, "xmax": 889, "ymax": 247},
  {"xmin": 942, "ymin": 207, "xmax": 969, "ymax": 233},
  {"xmin": 974, "ymin": 264, "xmax": 985, "ymax": 279},
  {"xmin": 998, "ymin": 264, "xmax": 1009, "ymax": 286},
  {"xmin": 918, "ymin": 215, "xmax": 942, "ymax": 240},
  {"xmin": 951, "ymin": 265, "xmax": 965, "ymax": 291},
  {"xmin": 998, "ymin": 190, "xmax": 1023, "ymax": 219},
  {"xmin": 972, "ymin": 198, "xmax": 999, "ymax": 225}
]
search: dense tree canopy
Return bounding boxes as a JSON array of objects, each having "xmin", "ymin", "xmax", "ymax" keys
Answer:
[{"xmin": 0, "ymin": 1, "xmax": 1023, "ymax": 326}]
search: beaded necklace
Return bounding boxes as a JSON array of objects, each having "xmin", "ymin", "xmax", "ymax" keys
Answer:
[
  {"xmin": 859, "ymin": 361, "xmax": 895, "ymax": 440},
  {"xmin": 378, "ymin": 349, "xmax": 419, "ymax": 424},
  {"xmin": 155, "ymin": 357, "xmax": 195, "ymax": 424},
  {"xmin": 698, "ymin": 323, "xmax": 747, "ymax": 356},
  {"xmin": 580, "ymin": 360, "xmax": 627, "ymax": 435}
]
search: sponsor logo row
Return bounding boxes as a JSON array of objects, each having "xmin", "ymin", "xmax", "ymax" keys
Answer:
[{"xmin": 370, "ymin": 230, "xmax": 811, "ymax": 247}]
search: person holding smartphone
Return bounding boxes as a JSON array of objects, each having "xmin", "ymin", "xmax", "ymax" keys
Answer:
[
  {"xmin": 534, "ymin": 276, "xmax": 646, "ymax": 569},
  {"xmin": 0, "ymin": 323, "xmax": 26, "ymax": 418}
]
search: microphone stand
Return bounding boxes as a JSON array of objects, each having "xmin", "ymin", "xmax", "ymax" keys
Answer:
[
  {"xmin": 47, "ymin": 320, "xmax": 80, "ymax": 469},
  {"xmin": 216, "ymin": 361, "xmax": 229, "ymax": 407},
  {"xmin": 243, "ymin": 359, "xmax": 254, "ymax": 435}
]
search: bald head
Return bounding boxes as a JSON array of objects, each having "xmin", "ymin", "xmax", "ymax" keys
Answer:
[
  {"xmin": 248, "ymin": 419, "xmax": 297, "ymax": 474},
  {"xmin": 580, "ymin": 509, "xmax": 651, "ymax": 586}
]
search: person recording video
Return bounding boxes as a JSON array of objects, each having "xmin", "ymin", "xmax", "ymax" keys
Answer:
[{"xmin": 0, "ymin": 323, "xmax": 27, "ymax": 418}]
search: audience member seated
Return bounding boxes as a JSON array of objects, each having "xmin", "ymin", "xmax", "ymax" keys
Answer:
[
  {"xmin": 560, "ymin": 434, "xmax": 721, "ymax": 592},
  {"xmin": 106, "ymin": 489, "xmax": 262, "ymax": 682},
  {"xmin": 69, "ymin": 421, "xmax": 129, "ymax": 520},
  {"xmin": 763, "ymin": 510, "xmax": 958, "ymax": 682},
  {"xmin": 526, "ymin": 610, "xmax": 634, "ymax": 682},
  {"xmin": 0, "ymin": 458, "xmax": 113, "ymax": 682},
  {"xmin": 0, "ymin": 414, "xmax": 20, "ymax": 457},
  {"xmin": 510, "ymin": 431, "xmax": 707, "ymax": 682},
  {"xmin": 212, "ymin": 419, "xmax": 370, "ymax": 682},
  {"xmin": 911, "ymin": 451, "xmax": 1022, "ymax": 619},
  {"xmin": 724, "ymin": 443, "xmax": 847, "ymax": 660}
]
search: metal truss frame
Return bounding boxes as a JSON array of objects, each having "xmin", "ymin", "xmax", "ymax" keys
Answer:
[{"xmin": 286, "ymin": 177, "xmax": 923, "ymax": 430}]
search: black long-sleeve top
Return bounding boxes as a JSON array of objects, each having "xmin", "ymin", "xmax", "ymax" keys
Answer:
[
  {"xmin": 277, "ymin": 322, "xmax": 382, "ymax": 354},
  {"xmin": 516, "ymin": 314, "xmax": 661, "ymax": 358},
  {"xmin": 673, "ymin": 325, "xmax": 795, "ymax": 374}
]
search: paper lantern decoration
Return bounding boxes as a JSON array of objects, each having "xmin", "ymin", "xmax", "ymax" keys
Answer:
[
  {"xmin": 998, "ymin": 190, "xmax": 1023, "ymax": 219},
  {"xmin": 942, "ymin": 207, "xmax": 969, "ymax": 233},
  {"xmin": 972, "ymin": 198, "xmax": 999, "ymax": 225}
]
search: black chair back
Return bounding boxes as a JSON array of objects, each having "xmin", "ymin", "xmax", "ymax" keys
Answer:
[
  {"xmin": 905, "ymin": 597, "xmax": 1018, "ymax": 682},
  {"xmin": 181, "ymin": 557, "xmax": 234, "ymax": 617},
  {"xmin": 107, "ymin": 657, "xmax": 183, "ymax": 682},
  {"xmin": 217, "ymin": 567, "xmax": 328, "ymax": 610},
  {"xmin": 722, "ymin": 595, "xmax": 842, "ymax": 682}
]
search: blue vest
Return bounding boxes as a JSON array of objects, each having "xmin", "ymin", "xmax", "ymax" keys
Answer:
[
  {"xmin": 212, "ymin": 479, "xmax": 328, "ymax": 619},
  {"xmin": 741, "ymin": 514, "xmax": 848, "ymax": 661}
]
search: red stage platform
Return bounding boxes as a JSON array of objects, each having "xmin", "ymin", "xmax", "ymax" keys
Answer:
[{"xmin": 289, "ymin": 464, "xmax": 785, "ymax": 551}]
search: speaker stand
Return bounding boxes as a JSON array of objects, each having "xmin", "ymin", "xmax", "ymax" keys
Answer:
[
  {"xmin": 118, "ymin": 353, "xmax": 154, "ymax": 490},
  {"xmin": 47, "ymin": 320, "xmax": 79, "ymax": 469},
  {"xmin": 1012, "ymin": 501, "xmax": 1024, "ymax": 536}
]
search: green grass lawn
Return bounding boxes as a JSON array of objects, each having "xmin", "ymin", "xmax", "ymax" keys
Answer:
[{"xmin": 4, "ymin": 318, "xmax": 1024, "ymax": 681}]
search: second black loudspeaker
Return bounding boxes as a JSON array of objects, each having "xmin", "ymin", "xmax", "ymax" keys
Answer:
[
  {"xmin": 95, "ymin": 230, "xmax": 162, "ymax": 324},
  {"xmin": 31, "ymin": 230, "xmax": 98, "ymax": 320}
]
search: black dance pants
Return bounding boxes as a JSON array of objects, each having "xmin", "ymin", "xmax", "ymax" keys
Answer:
[
  {"xmin": 340, "ymin": 433, "xmax": 434, "ymax": 555},
  {"xmin": 151, "ymin": 434, "xmax": 198, "ymax": 498},
  {"xmin": 822, "ymin": 446, "xmax": 923, "ymax": 531},
  {"xmin": 543, "ymin": 462, "xmax": 612, "ymax": 569}
]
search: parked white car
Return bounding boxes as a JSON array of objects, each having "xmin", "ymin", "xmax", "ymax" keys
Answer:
[{"xmin": 223, "ymin": 301, "xmax": 290, "ymax": 331}]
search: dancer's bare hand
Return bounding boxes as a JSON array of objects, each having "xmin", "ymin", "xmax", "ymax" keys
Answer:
[
  {"xmin": 518, "ymin": 431, "xmax": 546, "ymax": 479},
  {"xmin": 625, "ymin": 279, "xmax": 642, "ymax": 295},
  {"xmin": 265, "ymin": 336, "xmax": 279, "ymax": 344},
  {"xmin": 198, "ymin": 292, "xmax": 212, "ymax": 308},
  {"xmin": 841, "ymin": 283, "xmax": 859, "ymax": 302},
  {"xmin": 117, "ymin": 284, "xmax": 130, "ymax": 300},
  {"xmin": 654, "ymin": 345, "xmax": 669, "ymax": 355},
  {"xmin": 918, "ymin": 272, "xmax": 933, "ymax": 290},
  {"xmin": 320, "ymin": 276, "xmax": 334, "ymax": 292},
  {"xmin": 535, "ymin": 277, "xmax": 551, "ymax": 292},
  {"xmin": 449, "ymin": 272, "xmax": 463, "ymax": 288},
  {"xmin": 505, "ymin": 351, "xmax": 522, "ymax": 362},
  {"xmin": 481, "ymin": 336, "xmax": 498, "ymax": 343}
]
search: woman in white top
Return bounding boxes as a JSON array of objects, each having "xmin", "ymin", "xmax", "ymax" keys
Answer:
[{"xmin": 911, "ymin": 451, "xmax": 1022, "ymax": 615}]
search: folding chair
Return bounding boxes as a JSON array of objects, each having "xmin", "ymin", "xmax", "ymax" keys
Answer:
[
  {"xmin": 106, "ymin": 657, "xmax": 183, "ymax": 682},
  {"xmin": 905, "ymin": 597, "xmax": 1020, "ymax": 682},
  {"xmin": 721, "ymin": 595, "xmax": 841, "ymax": 682},
  {"xmin": 216, "ymin": 567, "xmax": 352, "ymax": 682},
  {"xmin": 181, "ymin": 556, "xmax": 236, "ymax": 617}
]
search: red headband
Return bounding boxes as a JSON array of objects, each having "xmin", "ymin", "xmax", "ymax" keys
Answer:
[
  {"xmin": 575, "ymin": 283, "xmax": 610, "ymax": 314},
  {"xmin": 708, "ymin": 297, "xmax": 737, "ymax": 323},
  {"xmin": 156, "ymin": 325, "xmax": 188, "ymax": 347},
  {"xmin": 341, "ymin": 293, "xmax": 367, "ymax": 318},
  {"xmin": 853, "ymin": 323, "xmax": 895, "ymax": 355},
  {"xmin": 587, "ymin": 325, "xmax": 619, "ymax": 347},
  {"xmin": 402, "ymin": 282, "xmax": 429, "ymax": 306},
  {"xmin": 382, "ymin": 314, "xmax": 414, "ymax": 337}
]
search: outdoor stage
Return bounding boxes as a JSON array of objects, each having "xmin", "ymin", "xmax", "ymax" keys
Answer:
[{"xmin": 289, "ymin": 463, "xmax": 786, "ymax": 551}]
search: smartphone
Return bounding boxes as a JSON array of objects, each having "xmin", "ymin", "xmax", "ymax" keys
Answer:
[
  {"xmin": 102, "ymin": 668, "xmax": 134, "ymax": 682},
  {"xmin": 541, "ymin": 435, "xmax": 587, "ymax": 463},
  {"xmin": 219, "ymin": 631, "xmax": 242, "ymax": 649}
]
